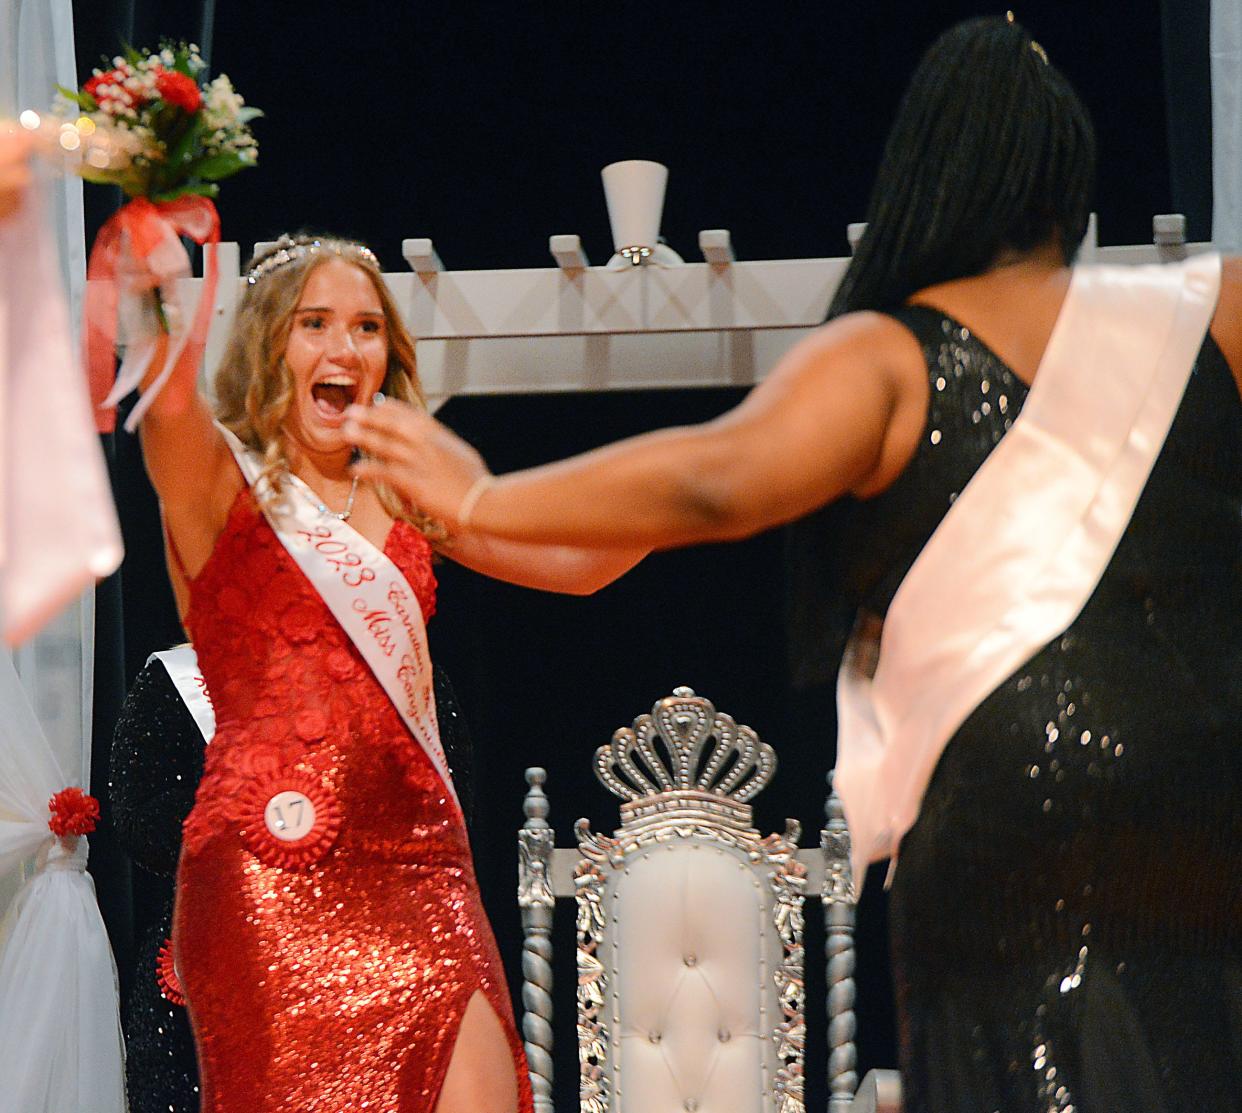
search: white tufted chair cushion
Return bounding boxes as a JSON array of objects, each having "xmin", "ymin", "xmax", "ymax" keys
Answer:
[{"xmin": 605, "ymin": 839, "xmax": 775, "ymax": 1113}]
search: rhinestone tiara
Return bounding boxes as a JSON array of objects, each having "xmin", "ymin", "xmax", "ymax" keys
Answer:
[{"xmin": 245, "ymin": 236, "xmax": 381, "ymax": 285}]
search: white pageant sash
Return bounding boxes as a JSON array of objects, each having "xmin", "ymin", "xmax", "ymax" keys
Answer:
[
  {"xmin": 148, "ymin": 645, "xmax": 216, "ymax": 743},
  {"xmin": 215, "ymin": 426, "xmax": 459, "ymax": 811},
  {"xmin": 834, "ymin": 254, "xmax": 1221, "ymax": 892}
]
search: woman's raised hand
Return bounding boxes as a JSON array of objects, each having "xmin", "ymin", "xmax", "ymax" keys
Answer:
[
  {"xmin": 344, "ymin": 399, "xmax": 491, "ymax": 528},
  {"xmin": 0, "ymin": 131, "xmax": 34, "ymax": 222}
]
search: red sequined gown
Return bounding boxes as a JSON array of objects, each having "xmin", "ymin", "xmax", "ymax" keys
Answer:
[{"xmin": 174, "ymin": 489, "xmax": 532, "ymax": 1112}]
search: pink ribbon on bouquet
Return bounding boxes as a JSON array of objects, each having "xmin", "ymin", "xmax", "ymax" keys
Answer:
[{"xmin": 84, "ymin": 195, "xmax": 220, "ymax": 433}]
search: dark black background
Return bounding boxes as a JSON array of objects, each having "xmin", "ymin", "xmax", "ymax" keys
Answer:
[{"xmin": 72, "ymin": 2, "xmax": 1206, "ymax": 1107}]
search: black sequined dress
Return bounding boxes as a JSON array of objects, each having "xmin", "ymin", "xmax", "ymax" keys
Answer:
[
  {"xmin": 108, "ymin": 655, "xmax": 476, "ymax": 1113},
  {"xmin": 800, "ymin": 306, "xmax": 1242, "ymax": 1113}
]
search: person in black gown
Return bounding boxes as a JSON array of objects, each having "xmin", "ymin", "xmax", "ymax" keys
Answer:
[
  {"xmin": 340, "ymin": 16, "xmax": 1242, "ymax": 1113},
  {"xmin": 797, "ymin": 307, "xmax": 1242, "ymax": 1112},
  {"xmin": 108, "ymin": 655, "xmax": 476, "ymax": 1113}
]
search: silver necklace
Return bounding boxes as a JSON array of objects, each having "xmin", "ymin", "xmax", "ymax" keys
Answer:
[{"xmin": 305, "ymin": 475, "xmax": 359, "ymax": 521}]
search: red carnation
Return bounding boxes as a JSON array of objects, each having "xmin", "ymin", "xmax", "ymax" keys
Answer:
[
  {"xmin": 84, "ymin": 67, "xmax": 140, "ymax": 109},
  {"xmin": 155, "ymin": 69, "xmax": 202, "ymax": 114},
  {"xmin": 48, "ymin": 787, "xmax": 100, "ymax": 837}
]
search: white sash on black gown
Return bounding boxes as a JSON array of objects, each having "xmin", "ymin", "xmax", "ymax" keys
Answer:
[{"xmin": 834, "ymin": 253, "xmax": 1220, "ymax": 891}]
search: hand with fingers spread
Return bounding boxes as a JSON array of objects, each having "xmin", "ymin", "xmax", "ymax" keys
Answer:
[{"xmin": 344, "ymin": 399, "xmax": 491, "ymax": 529}]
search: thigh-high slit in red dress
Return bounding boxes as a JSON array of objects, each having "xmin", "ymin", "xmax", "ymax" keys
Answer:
[{"xmin": 173, "ymin": 489, "xmax": 532, "ymax": 1112}]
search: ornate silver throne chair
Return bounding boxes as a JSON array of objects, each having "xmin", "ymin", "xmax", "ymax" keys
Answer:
[{"xmin": 516, "ymin": 686, "xmax": 897, "ymax": 1113}]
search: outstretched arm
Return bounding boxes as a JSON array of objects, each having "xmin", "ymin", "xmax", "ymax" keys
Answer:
[
  {"xmin": 439, "ymin": 532, "xmax": 649, "ymax": 595},
  {"xmin": 346, "ymin": 311, "xmax": 929, "ymax": 551}
]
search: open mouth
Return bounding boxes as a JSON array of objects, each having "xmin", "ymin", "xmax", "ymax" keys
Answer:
[{"xmin": 311, "ymin": 378, "xmax": 358, "ymax": 419}]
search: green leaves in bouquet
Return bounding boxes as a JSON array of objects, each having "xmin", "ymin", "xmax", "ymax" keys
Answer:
[
  {"xmin": 151, "ymin": 182, "xmax": 220, "ymax": 204},
  {"xmin": 157, "ymin": 109, "xmax": 203, "ymax": 185},
  {"xmin": 168, "ymin": 43, "xmax": 201, "ymax": 78},
  {"xmin": 78, "ymin": 161, "xmax": 145, "ymax": 195},
  {"xmin": 190, "ymin": 149, "xmax": 258, "ymax": 183},
  {"xmin": 149, "ymin": 100, "xmax": 259, "ymax": 195},
  {"xmin": 55, "ymin": 84, "xmax": 98, "ymax": 113}
]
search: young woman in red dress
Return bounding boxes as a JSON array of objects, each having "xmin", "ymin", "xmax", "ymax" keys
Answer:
[{"xmin": 139, "ymin": 234, "xmax": 645, "ymax": 1112}]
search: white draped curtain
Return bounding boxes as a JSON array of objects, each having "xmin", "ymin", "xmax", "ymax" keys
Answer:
[
  {"xmin": 0, "ymin": 653, "xmax": 125, "ymax": 1112},
  {"xmin": 1213, "ymin": 0, "xmax": 1242, "ymax": 249},
  {"xmin": 0, "ymin": 2, "xmax": 126, "ymax": 1112}
]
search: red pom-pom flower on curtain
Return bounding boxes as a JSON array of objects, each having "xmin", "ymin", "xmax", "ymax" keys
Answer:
[{"xmin": 46, "ymin": 786, "xmax": 100, "ymax": 837}]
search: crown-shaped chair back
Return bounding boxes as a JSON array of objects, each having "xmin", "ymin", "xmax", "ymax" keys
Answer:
[
  {"xmin": 517, "ymin": 688, "xmax": 897, "ymax": 1113},
  {"xmin": 594, "ymin": 686, "xmax": 776, "ymax": 801},
  {"xmin": 521, "ymin": 688, "xmax": 806, "ymax": 1113}
]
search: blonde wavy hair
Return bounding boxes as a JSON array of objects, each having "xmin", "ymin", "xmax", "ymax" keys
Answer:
[{"xmin": 213, "ymin": 234, "xmax": 441, "ymax": 538}]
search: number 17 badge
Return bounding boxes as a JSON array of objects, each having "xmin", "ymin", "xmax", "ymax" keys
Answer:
[{"xmin": 239, "ymin": 769, "xmax": 342, "ymax": 869}]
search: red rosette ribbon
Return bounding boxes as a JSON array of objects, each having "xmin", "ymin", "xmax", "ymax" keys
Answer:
[
  {"xmin": 85, "ymin": 194, "xmax": 221, "ymax": 433},
  {"xmin": 47, "ymin": 786, "xmax": 100, "ymax": 837},
  {"xmin": 238, "ymin": 769, "xmax": 342, "ymax": 870},
  {"xmin": 155, "ymin": 936, "xmax": 186, "ymax": 1007}
]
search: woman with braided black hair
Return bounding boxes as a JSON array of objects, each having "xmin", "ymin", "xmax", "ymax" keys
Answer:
[{"xmin": 347, "ymin": 17, "xmax": 1242, "ymax": 1112}]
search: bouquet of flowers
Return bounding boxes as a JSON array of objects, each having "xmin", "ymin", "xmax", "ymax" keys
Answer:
[
  {"xmin": 53, "ymin": 43, "xmax": 261, "ymax": 432},
  {"xmin": 56, "ymin": 42, "xmax": 259, "ymax": 202}
]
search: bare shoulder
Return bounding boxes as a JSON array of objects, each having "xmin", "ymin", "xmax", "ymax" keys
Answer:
[
  {"xmin": 794, "ymin": 309, "xmax": 925, "ymax": 362},
  {"xmin": 740, "ymin": 310, "xmax": 929, "ymax": 498},
  {"xmin": 765, "ymin": 310, "xmax": 926, "ymax": 397},
  {"xmin": 1210, "ymin": 256, "xmax": 1242, "ymax": 397}
]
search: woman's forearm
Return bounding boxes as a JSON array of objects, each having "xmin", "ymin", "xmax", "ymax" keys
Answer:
[
  {"xmin": 138, "ymin": 330, "xmax": 204, "ymax": 417},
  {"xmin": 466, "ymin": 423, "xmax": 766, "ymax": 549},
  {"xmin": 443, "ymin": 532, "xmax": 649, "ymax": 594}
]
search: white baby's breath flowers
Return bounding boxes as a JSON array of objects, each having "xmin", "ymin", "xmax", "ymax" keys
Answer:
[
  {"xmin": 202, "ymin": 75, "xmax": 244, "ymax": 129},
  {"xmin": 108, "ymin": 122, "xmax": 161, "ymax": 161},
  {"xmin": 201, "ymin": 74, "xmax": 258, "ymax": 157}
]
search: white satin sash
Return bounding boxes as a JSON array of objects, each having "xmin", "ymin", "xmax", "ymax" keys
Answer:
[
  {"xmin": 216, "ymin": 426, "xmax": 459, "ymax": 811},
  {"xmin": 834, "ymin": 253, "xmax": 1221, "ymax": 893},
  {"xmin": 148, "ymin": 645, "xmax": 216, "ymax": 742}
]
